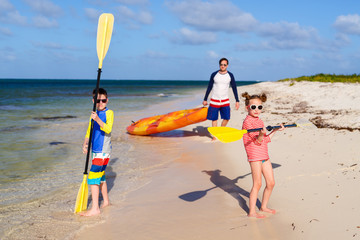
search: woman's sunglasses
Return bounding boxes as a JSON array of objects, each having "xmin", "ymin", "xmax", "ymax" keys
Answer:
[
  {"xmin": 96, "ymin": 99, "xmax": 107, "ymax": 103},
  {"xmin": 249, "ymin": 104, "xmax": 263, "ymax": 110}
]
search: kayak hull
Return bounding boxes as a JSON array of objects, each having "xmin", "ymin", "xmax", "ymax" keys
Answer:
[{"xmin": 127, "ymin": 107, "xmax": 208, "ymax": 135}]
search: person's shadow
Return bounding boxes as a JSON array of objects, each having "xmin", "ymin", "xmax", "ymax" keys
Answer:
[
  {"xmin": 179, "ymin": 163, "xmax": 281, "ymax": 214},
  {"xmin": 202, "ymin": 169, "xmax": 255, "ymax": 213},
  {"xmin": 191, "ymin": 126, "xmax": 212, "ymax": 139}
]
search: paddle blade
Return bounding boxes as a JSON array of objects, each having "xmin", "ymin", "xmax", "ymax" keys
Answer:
[
  {"xmin": 179, "ymin": 191, "xmax": 207, "ymax": 202},
  {"xmin": 74, "ymin": 174, "xmax": 89, "ymax": 213},
  {"xmin": 97, "ymin": 13, "xmax": 114, "ymax": 69},
  {"xmin": 295, "ymin": 118, "xmax": 317, "ymax": 129},
  {"xmin": 208, "ymin": 127, "xmax": 248, "ymax": 143}
]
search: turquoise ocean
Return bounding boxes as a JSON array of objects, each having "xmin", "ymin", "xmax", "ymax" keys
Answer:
[{"xmin": 0, "ymin": 79, "xmax": 257, "ymax": 238}]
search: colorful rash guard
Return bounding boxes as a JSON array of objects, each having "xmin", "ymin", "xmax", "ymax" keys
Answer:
[
  {"xmin": 203, "ymin": 71, "xmax": 239, "ymax": 107},
  {"xmin": 85, "ymin": 107, "xmax": 114, "ymax": 154},
  {"xmin": 242, "ymin": 115, "xmax": 271, "ymax": 162}
]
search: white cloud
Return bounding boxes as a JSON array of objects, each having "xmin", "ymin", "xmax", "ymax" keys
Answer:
[
  {"xmin": 33, "ymin": 41, "xmax": 62, "ymax": 49},
  {"xmin": 0, "ymin": 0, "xmax": 14, "ymax": 11},
  {"xmin": 144, "ymin": 50, "xmax": 168, "ymax": 58},
  {"xmin": 137, "ymin": 10, "xmax": 152, "ymax": 25},
  {"xmin": 0, "ymin": 10, "xmax": 27, "ymax": 25},
  {"xmin": 257, "ymin": 21, "xmax": 317, "ymax": 41},
  {"xmin": 32, "ymin": 41, "xmax": 87, "ymax": 53},
  {"xmin": 0, "ymin": 46, "xmax": 16, "ymax": 61},
  {"xmin": 235, "ymin": 20, "xmax": 329, "ymax": 51},
  {"xmin": 166, "ymin": 0, "xmax": 341, "ymax": 52},
  {"xmin": 172, "ymin": 27, "xmax": 217, "ymax": 45},
  {"xmin": 115, "ymin": 0, "xmax": 149, "ymax": 5},
  {"xmin": 24, "ymin": 0, "xmax": 63, "ymax": 18},
  {"xmin": 32, "ymin": 15, "xmax": 58, "ymax": 28},
  {"xmin": 333, "ymin": 14, "xmax": 360, "ymax": 35},
  {"xmin": 0, "ymin": 26, "xmax": 12, "ymax": 36},
  {"xmin": 85, "ymin": 8, "xmax": 101, "ymax": 22},
  {"xmin": 115, "ymin": 5, "xmax": 153, "ymax": 28},
  {"xmin": 207, "ymin": 50, "xmax": 219, "ymax": 58},
  {"xmin": 166, "ymin": 0, "xmax": 257, "ymax": 33}
]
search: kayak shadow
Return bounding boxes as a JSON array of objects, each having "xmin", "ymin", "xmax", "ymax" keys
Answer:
[
  {"xmin": 179, "ymin": 163, "xmax": 281, "ymax": 213},
  {"xmin": 146, "ymin": 126, "xmax": 212, "ymax": 139}
]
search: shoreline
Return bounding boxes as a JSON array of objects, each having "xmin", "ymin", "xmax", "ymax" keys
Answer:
[
  {"xmin": 74, "ymin": 81, "xmax": 360, "ymax": 239},
  {"xmin": 3, "ymin": 81, "xmax": 360, "ymax": 239},
  {"xmin": 0, "ymin": 86, "xmax": 209, "ymax": 239}
]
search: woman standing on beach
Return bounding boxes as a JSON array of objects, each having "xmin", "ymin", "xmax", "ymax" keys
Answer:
[{"xmin": 241, "ymin": 92, "xmax": 284, "ymax": 218}]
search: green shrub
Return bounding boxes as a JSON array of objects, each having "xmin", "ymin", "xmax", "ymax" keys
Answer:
[{"xmin": 279, "ymin": 73, "xmax": 360, "ymax": 83}]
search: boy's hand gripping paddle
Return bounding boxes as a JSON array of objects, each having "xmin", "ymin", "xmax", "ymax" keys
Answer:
[
  {"xmin": 208, "ymin": 120, "xmax": 314, "ymax": 143},
  {"xmin": 74, "ymin": 13, "xmax": 114, "ymax": 214}
]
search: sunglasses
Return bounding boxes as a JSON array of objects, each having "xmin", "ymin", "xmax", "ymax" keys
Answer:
[
  {"xmin": 220, "ymin": 64, "xmax": 227, "ymax": 66},
  {"xmin": 249, "ymin": 104, "xmax": 263, "ymax": 110},
  {"xmin": 96, "ymin": 99, "xmax": 107, "ymax": 103}
]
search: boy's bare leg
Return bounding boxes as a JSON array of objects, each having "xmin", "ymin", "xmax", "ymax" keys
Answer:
[
  {"xmin": 80, "ymin": 185, "xmax": 101, "ymax": 216},
  {"xmin": 221, "ymin": 119, "xmax": 229, "ymax": 127},
  {"xmin": 260, "ymin": 160, "xmax": 276, "ymax": 214},
  {"xmin": 100, "ymin": 181, "xmax": 110, "ymax": 208},
  {"xmin": 211, "ymin": 120, "xmax": 218, "ymax": 140},
  {"xmin": 248, "ymin": 161, "xmax": 266, "ymax": 218}
]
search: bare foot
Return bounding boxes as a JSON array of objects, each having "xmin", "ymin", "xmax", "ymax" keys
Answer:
[
  {"xmin": 79, "ymin": 208, "xmax": 100, "ymax": 216},
  {"xmin": 248, "ymin": 212, "xmax": 266, "ymax": 219},
  {"xmin": 101, "ymin": 202, "xmax": 110, "ymax": 209},
  {"xmin": 260, "ymin": 207, "xmax": 276, "ymax": 214}
]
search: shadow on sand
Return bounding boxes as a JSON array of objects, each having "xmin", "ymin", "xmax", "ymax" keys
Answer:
[
  {"xmin": 127, "ymin": 125, "xmax": 213, "ymax": 139},
  {"xmin": 179, "ymin": 163, "xmax": 281, "ymax": 213}
]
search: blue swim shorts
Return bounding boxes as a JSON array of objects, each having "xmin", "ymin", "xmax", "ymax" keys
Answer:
[{"xmin": 207, "ymin": 105, "xmax": 231, "ymax": 121}]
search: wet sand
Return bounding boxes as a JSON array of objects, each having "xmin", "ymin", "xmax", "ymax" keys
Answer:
[{"xmin": 73, "ymin": 81, "xmax": 360, "ymax": 239}]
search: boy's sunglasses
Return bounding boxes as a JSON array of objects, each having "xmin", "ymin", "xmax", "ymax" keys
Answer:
[
  {"xmin": 249, "ymin": 104, "xmax": 263, "ymax": 110},
  {"xmin": 96, "ymin": 99, "xmax": 107, "ymax": 103}
]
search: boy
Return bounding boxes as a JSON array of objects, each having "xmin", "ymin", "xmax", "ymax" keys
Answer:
[{"xmin": 81, "ymin": 88, "xmax": 114, "ymax": 216}]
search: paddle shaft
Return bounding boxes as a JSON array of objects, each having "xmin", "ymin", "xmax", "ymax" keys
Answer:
[
  {"xmin": 247, "ymin": 123, "xmax": 297, "ymax": 133},
  {"xmin": 84, "ymin": 68, "xmax": 102, "ymax": 174}
]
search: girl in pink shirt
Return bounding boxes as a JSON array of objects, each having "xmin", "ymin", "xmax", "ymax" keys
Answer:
[{"xmin": 241, "ymin": 92, "xmax": 284, "ymax": 218}]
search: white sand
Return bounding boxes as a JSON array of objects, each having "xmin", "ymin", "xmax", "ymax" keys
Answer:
[
  {"xmin": 72, "ymin": 81, "xmax": 360, "ymax": 240},
  {"xmin": 5, "ymin": 81, "xmax": 357, "ymax": 240}
]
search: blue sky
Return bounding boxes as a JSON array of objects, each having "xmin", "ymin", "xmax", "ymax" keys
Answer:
[{"xmin": 0, "ymin": 0, "xmax": 359, "ymax": 81}]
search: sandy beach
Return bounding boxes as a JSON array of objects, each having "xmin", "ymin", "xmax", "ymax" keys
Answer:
[
  {"xmin": 69, "ymin": 81, "xmax": 360, "ymax": 239},
  {"xmin": 3, "ymin": 81, "xmax": 359, "ymax": 239}
]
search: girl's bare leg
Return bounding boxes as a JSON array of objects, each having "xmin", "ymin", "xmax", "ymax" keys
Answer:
[
  {"xmin": 260, "ymin": 160, "xmax": 276, "ymax": 214},
  {"xmin": 248, "ymin": 161, "xmax": 265, "ymax": 218}
]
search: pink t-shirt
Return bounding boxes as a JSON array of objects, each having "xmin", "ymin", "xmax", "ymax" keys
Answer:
[{"xmin": 242, "ymin": 115, "xmax": 271, "ymax": 162}]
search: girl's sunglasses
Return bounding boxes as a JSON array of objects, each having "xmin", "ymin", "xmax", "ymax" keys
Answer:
[
  {"xmin": 96, "ymin": 99, "xmax": 107, "ymax": 103},
  {"xmin": 249, "ymin": 104, "xmax": 263, "ymax": 110}
]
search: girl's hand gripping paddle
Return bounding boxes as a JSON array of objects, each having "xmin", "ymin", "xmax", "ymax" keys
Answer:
[{"xmin": 74, "ymin": 13, "xmax": 114, "ymax": 214}]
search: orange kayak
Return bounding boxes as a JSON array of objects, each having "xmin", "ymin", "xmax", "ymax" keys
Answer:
[{"xmin": 127, "ymin": 107, "xmax": 208, "ymax": 135}]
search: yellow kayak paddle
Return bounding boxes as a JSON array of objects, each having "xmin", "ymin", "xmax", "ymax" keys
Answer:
[
  {"xmin": 74, "ymin": 13, "xmax": 114, "ymax": 214},
  {"xmin": 208, "ymin": 123, "xmax": 299, "ymax": 143}
]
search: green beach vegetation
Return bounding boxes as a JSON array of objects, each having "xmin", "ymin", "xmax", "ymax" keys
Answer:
[{"xmin": 279, "ymin": 73, "xmax": 360, "ymax": 83}]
